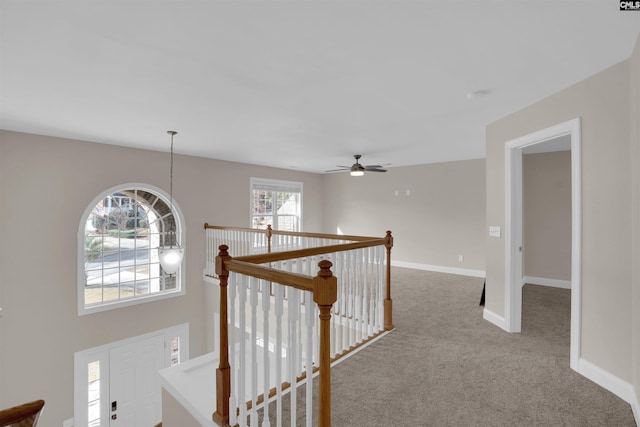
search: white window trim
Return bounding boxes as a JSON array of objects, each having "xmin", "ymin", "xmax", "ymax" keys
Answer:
[
  {"xmin": 250, "ymin": 177, "xmax": 303, "ymax": 231},
  {"xmin": 77, "ymin": 183, "xmax": 186, "ymax": 316}
]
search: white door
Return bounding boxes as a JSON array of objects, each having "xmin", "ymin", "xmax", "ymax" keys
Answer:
[{"xmin": 109, "ymin": 334, "xmax": 164, "ymax": 426}]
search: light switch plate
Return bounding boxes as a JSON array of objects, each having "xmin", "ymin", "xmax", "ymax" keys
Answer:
[{"xmin": 489, "ymin": 226, "xmax": 501, "ymax": 238}]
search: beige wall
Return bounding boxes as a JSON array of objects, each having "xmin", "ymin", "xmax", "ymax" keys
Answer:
[
  {"xmin": 630, "ymin": 33, "xmax": 640, "ymax": 416},
  {"xmin": 322, "ymin": 159, "xmax": 486, "ymax": 272},
  {"xmin": 523, "ymin": 151, "xmax": 571, "ymax": 281},
  {"xmin": 161, "ymin": 389, "xmax": 203, "ymax": 427},
  {"xmin": 0, "ymin": 130, "xmax": 323, "ymax": 426},
  {"xmin": 486, "ymin": 60, "xmax": 632, "ymax": 381}
]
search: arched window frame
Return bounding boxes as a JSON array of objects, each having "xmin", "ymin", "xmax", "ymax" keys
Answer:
[{"xmin": 77, "ymin": 183, "xmax": 186, "ymax": 316}]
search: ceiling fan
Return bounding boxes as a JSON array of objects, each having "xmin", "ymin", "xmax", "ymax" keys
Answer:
[{"xmin": 327, "ymin": 154, "xmax": 387, "ymax": 176}]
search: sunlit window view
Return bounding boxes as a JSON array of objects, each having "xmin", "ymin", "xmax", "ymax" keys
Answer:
[
  {"xmin": 87, "ymin": 360, "xmax": 100, "ymax": 427},
  {"xmin": 82, "ymin": 187, "xmax": 181, "ymax": 311},
  {"xmin": 251, "ymin": 178, "xmax": 302, "ymax": 232}
]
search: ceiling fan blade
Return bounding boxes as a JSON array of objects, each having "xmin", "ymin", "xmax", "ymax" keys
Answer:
[{"xmin": 329, "ymin": 155, "xmax": 389, "ymax": 174}]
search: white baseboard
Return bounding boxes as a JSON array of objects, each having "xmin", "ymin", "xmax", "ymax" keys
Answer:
[
  {"xmin": 578, "ymin": 357, "xmax": 639, "ymax": 424},
  {"xmin": 482, "ymin": 308, "xmax": 506, "ymax": 330},
  {"xmin": 391, "ymin": 260, "xmax": 486, "ymax": 278},
  {"xmin": 523, "ymin": 276, "xmax": 571, "ymax": 289}
]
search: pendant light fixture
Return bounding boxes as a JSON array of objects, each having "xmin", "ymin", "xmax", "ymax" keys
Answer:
[{"xmin": 158, "ymin": 130, "xmax": 184, "ymax": 275}]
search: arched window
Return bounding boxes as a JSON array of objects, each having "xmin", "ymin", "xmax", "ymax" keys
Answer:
[{"xmin": 78, "ymin": 184, "xmax": 185, "ymax": 315}]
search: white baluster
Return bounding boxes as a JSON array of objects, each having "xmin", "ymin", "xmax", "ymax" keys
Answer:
[
  {"xmin": 375, "ymin": 245, "xmax": 382, "ymax": 332},
  {"xmin": 250, "ymin": 277, "xmax": 259, "ymax": 426},
  {"xmin": 288, "ymin": 289, "xmax": 299, "ymax": 426},
  {"xmin": 229, "ymin": 272, "xmax": 238, "ymax": 427},
  {"xmin": 355, "ymin": 248, "xmax": 363, "ymax": 344},
  {"xmin": 305, "ymin": 291, "xmax": 314, "ymax": 427},
  {"xmin": 367, "ymin": 247, "xmax": 375, "ymax": 335},
  {"xmin": 274, "ymin": 283, "xmax": 284, "ymax": 426},
  {"xmin": 362, "ymin": 247, "xmax": 370, "ymax": 338},
  {"xmin": 262, "ymin": 278, "xmax": 271, "ymax": 427},
  {"xmin": 332, "ymin": 251, "xmax": 341, "ymax": 357},
  {"xmin": 238, "ymin": 277, "xmax": 247, "ymax": 426}
]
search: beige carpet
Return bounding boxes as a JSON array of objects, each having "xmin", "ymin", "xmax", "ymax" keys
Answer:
[{"xmin": 269, "ymin": 266, "xmax": 636, "ymax": 426}]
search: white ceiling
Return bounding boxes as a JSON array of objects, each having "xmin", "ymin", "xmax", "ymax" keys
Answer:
[{"xmin": 1, "ymin": 1, "xmax": 639, "ymax": 173}]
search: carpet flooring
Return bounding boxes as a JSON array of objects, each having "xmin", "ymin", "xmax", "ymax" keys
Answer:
[
  {"xmin": 329, "ymin": 267, "xmax": 636, "ymax": 426},
  {"xmin": 272, "ymin": 267, "xmax": 636, "ymax": 426}
]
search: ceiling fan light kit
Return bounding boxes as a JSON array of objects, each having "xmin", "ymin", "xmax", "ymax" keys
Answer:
[{"xmin": 328, "ymin": 154, "xmax": 387, "ymax": 176}]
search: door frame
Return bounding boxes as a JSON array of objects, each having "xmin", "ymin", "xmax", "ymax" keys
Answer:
[
  {"xmin": 74, "ymin": 323, "xmax": 189, "ymax": 426},
  {"xmin": 504, "ymin": 118, "xmax": 581, "ymax": 370}
]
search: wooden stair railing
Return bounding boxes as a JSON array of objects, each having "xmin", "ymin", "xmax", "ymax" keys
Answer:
[
  {"xmin": 212, "ymin": 245, "xmax": 338, "ymax": 427},
  {"xmin": 0, "ymin": 400, "xmax": 45, "ymax": 427},
  {"xmin": 203, "ymin": 224, "xmax": 393, "ymax": 331},
  {"xmin": 204, "ymin": 225, "xmax": 394, "ymax": 427}
]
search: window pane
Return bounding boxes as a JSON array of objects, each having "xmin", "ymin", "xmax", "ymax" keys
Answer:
[
  {"xmin": 118, "ymin": 281, "xmax": 135, "ymax": 300},
  {"xmin": 88, "ymin": 361, "xmax": 100, "ymax": 426},
  {"xmin": 278, "ymin": 215, "xmax": 298, "ymax": 232},
  {"xmin": 253, "ymin": 215, "xmax": 273, "ymax": 229},
  {"xmin": 253, "ymin": 190, "xmax": 272, "ymax": 215},
  {"xmin": 134, "ymin": 279, "xmax": 150, "ymax": 296}
]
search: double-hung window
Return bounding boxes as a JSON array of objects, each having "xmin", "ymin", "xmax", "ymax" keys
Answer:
[{"xmin": 250, "ymin": 178, "xmax": 302, "ymax": 232}]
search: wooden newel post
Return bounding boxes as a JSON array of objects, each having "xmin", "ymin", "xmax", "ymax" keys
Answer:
[
  {"xmin": 213, "ymin": 245, "xmax": 231, "ymax": 426},
  {"xmin": 313, "ymin": 260, "xmax": 338, "ymax": 427},
  {"xmin": 384, "ymin": 230, "xmax": 394, "ymax": 331},
  {"xmin": 266, "ymin": 224, "xmax": 273, "ymax": 253}
]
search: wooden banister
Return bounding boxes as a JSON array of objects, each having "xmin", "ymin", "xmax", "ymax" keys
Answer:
[
  {"xmin": 313, "ymin": 260, "xmax": 338, "ymax": 427},
  {"xmin": 234, "ymin": 238, "xmax": 387, "ymax": 265},
  {"xmin": 225, "ymin": 259, "xmax": 314, "ymax": 292},
  {"xmin": 384, "ymin": 230, "xmax": 394, "ymax": 331},
  {"xmin": 213, "ymin": 245, "xmax": 231, "ymax": 426},
  {"xmin": 207, "ymin": 226, "xmax": 394, "ymax": 426},
  {"xmin": 0, "ymin": 399, "xmax": 44, "ymax": 427},
  {"xmin": 203, "ymin": 223, "xmax": 380, "ymax": 243}
]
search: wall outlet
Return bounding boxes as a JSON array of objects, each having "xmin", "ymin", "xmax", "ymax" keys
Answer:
[
  {"xmin": 458, "ymin": 255, "xmax": 464, "ymax": 262},
  {"xmin": 63, "ymin": 418, "xmax": 74, "ymax": 427}
]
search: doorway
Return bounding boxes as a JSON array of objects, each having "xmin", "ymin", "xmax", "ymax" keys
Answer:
[
  {"xmin": 504, "ymin": 118, "xmax": 581, "ymax": 371},
  {"xmin": 74, "ymin": 324, "xmax": 188, "ymax": 426}
]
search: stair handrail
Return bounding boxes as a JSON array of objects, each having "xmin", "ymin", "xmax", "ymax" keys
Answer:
[
  {"xmin": 212, "ymin": 245, "xmax": 337, "ymax": 427},
  {"xmin": 205, "ymin": 225, "xmax": 394, "ymax": 426}
]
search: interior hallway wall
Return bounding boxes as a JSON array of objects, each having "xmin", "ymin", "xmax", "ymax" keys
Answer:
[
  {"xmin": 630, "ymin": 32, "xmax": 640, "ymax": 419},
  {"xmin": 523, "ymin": 151, "xmax": 572, "ymax": 282},
  {"xmin": 322, "ymin": 158, "xmax": 486, "ymax": 274},
  {"xmin": 0, "ymin": 130, "xmax": 323, "ymax": 426},
  {"xmin": 486, "ymin": 59, "xmax": 632, "ymax": 384}
]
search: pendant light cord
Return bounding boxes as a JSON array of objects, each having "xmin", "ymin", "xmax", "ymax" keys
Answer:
[
  {"xmin": 170, "ymin": 132, "xmax": 174, "ymax": 212},
  {"xmin": 167, "ymin": 130, "xmax": 177, "ymax": 246}
]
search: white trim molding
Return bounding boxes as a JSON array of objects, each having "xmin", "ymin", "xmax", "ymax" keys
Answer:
[
  {"xmin": 522, "ymin": 276, "xmax": 571, "ymax": 289},
  {"xmin": 483, "ymin": 308, "xmax": 506, "ymax": 330},
  {"xmin": 578, "ymin": 358, "xmax": 639, "ymax": 424},
  {"xmin": 504, "ymin": 117, "xmax": 582, "ymax": 370},
  {"xmin": 391, "ymin": 260, "xmax": 485, "ymax": 278}
]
